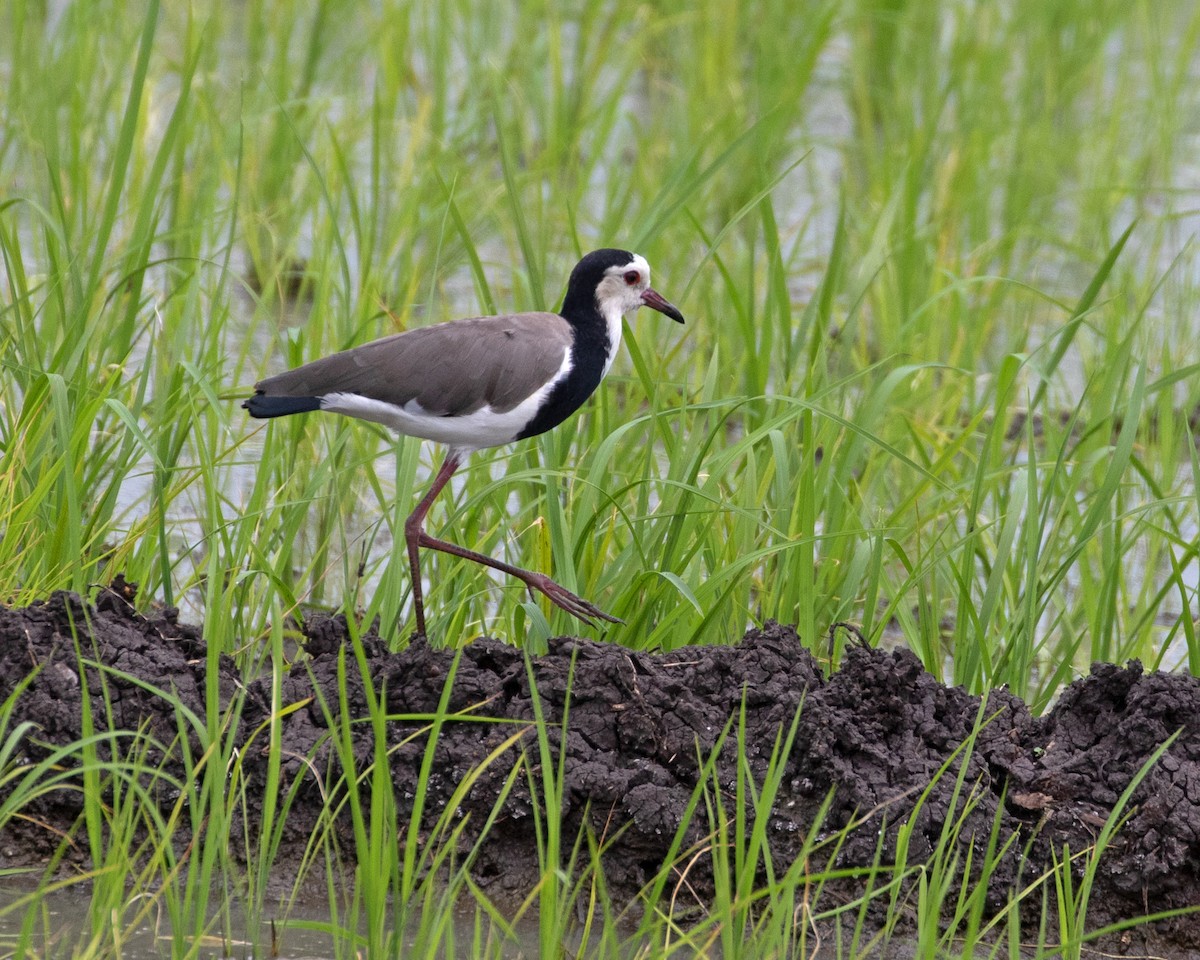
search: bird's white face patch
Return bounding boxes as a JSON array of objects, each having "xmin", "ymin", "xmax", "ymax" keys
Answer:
[
  {"xmin": 593, "ymin": 253, "xmax": 651, "ymax": 377},
  {"xmin": 594, "ymin": 253, "xmax": 652, "ymax": 319}
]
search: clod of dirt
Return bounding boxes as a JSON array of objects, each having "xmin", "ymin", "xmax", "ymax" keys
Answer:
[{"xmin": 0, "ymin": 585, "xmax": 1198, "ymax": 953}]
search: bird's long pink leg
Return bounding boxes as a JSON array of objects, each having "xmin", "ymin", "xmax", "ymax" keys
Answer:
[
  {"xmin": 404, "ymin": 453, "xmax": 622, "ymax": 638},
  {"xmin": 415, "ymin": 530, "xmax": 623, "ymax": 627},
  {"xmin": 404, "ymin": 454, "xmax": 462, "ymax": 639}
]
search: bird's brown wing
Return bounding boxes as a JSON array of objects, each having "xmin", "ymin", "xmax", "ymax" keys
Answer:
[{"xmin": 254, "ymin": 312, "xmax": 575, "ymax": 415}]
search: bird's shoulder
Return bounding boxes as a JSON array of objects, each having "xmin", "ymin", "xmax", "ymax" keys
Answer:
[
  {"xmin": 350, "ymin": 311, "xmax": 570, "ymax": 358},
  {"xmin": 354, "ymin": 311, "xmax": 575, "ymax": 415}
]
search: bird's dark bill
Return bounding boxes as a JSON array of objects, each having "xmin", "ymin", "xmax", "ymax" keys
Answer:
[{"xmin": 641, "ymin": 288, "xmax": 685, "ymax": 324}]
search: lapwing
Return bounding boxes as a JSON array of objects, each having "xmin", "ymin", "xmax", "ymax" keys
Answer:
[{"xmin": 244, "ymin": 249, "xmax": 685, "ymax": 638}]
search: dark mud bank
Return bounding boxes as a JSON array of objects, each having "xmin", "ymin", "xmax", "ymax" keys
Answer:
[{"xmin": 2, "ymin": 586, "xmax": 1199, "ymax": 950}]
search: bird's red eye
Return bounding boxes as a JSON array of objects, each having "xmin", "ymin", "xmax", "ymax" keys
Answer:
[{"xmin": 624, "ymin": 271, "xmax": 640, "ymax": 285}]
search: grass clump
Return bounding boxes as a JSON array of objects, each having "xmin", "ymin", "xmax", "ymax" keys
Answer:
[
  {"xmin": 1, "ymin": 1, "xmax": 1198, "ymax": 694},
  {"xmin": 1, "ymin": 0, "xmax": 1199, "ymax": 954}
]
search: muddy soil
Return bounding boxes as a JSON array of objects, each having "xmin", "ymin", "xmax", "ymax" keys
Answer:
[{"xmin": 1, "ymin": 583, "xmax": 1199, "ymax": 953}]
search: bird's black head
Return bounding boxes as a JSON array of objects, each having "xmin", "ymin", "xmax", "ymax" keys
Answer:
[
  {"xmin": 561, "ymin": 248, "xmax": 685, "ymax": 325},
  {"xmin": 562, "ymin": 249, "xmax": 637, "ymax": 310}
]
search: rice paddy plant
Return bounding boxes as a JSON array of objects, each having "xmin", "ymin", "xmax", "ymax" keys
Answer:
[
  {"xmin": 293, "ymin": 629, "xmax": 532, "ymax": 958},
  {"xmin": 80, "ymin": 653, "xmax": 249, "ymax": 953},
  {"xmin": 1, "ymin": 0, "xmax": 1197, "ymax": 694},
  {"xmin": 0, "ymin": 638, "xmax": 1190, "ymax": 957},
  {"xmin": 1, "ymin": 0, "xmax": 1199, "ymax": 953},
  {"xmin": 0, "ymin": 657, "xmax": 212, "ymax": 956}
]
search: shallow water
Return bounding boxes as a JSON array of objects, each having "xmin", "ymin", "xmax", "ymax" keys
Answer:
[{"xmin": 0, "ymin": 885, "xmax": 338, "ymax": 959}]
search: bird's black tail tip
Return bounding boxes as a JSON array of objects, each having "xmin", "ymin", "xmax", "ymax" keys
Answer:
[{"xmin": 243, "ymin": 393, "xmax": 322, "ymax": 419}]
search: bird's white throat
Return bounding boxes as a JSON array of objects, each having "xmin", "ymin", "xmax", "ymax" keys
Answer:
[{"xmin": 600, "ymin": 300, "xmax": 625, "ymax": 379}]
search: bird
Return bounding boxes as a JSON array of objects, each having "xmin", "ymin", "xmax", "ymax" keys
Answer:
[{"xmin": 244, "ymin": 248, "xmax": 685, "ymax": 638}]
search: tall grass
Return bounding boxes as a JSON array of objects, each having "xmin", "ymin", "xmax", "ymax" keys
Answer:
[
  {"xmin": 1, "ymin": 0, "xmax": 1199, "ymax": 952},
  {"xmin": 2, "ymin": 0, "xmax": 1198, "ymax": 696}
]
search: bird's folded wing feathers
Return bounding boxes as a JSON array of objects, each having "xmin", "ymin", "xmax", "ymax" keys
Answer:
[{"xmin": 254, "ymin": 313, "xmax": 574, "ymax": 416}]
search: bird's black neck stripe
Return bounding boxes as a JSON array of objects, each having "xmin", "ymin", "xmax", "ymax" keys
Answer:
[{"xmin": 516, "ymin": 304, "xmax": 613, "ymax": 440}]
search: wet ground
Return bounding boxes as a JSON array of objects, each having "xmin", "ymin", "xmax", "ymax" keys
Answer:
[{"xmin": 1, "ymin": 583, "xmax": 1198, "ymax": 954}]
